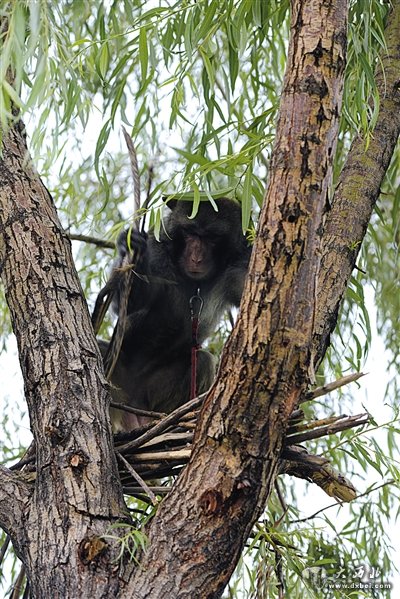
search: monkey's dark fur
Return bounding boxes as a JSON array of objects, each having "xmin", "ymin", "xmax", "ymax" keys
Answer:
[{"xmin": 99, "ymin": 198, "xmax": 251, "ymax": 431}]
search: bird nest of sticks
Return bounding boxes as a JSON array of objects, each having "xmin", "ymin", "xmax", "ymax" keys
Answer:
[
  {"xmin": 11, "ymin": 373, "xmax": 369, "ymax": 508},
  {"xmin": 108, "ymin": 372, "xmax": 369, "ymax": 506}
]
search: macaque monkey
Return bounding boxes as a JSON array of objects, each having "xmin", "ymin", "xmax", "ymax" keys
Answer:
[{"xmin": 99, "ymin": 198, "xmax": 251, "ymax": 431}]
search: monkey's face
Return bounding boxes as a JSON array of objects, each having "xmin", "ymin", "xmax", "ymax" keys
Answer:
[{"xmin": 179, "ymin": 232, "xmax": 216, "ymax": 280}]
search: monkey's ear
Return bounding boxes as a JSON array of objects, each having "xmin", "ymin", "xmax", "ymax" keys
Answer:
[
  {"xmin": 166, "ymin": 199, "xmax": 178, "ymax": 211},
  {"xmin": 162, "ymin": 195, "xmax": 178, "ymax": 211}
]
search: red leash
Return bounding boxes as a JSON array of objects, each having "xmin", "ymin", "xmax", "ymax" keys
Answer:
[{"xmin": 190, "ymin": 290, "xmax": 203, "ymax": 400}]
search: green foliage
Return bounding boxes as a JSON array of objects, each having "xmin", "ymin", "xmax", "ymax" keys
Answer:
[
  {"xmin": 0, "ymin": 0, "xmax": 399, "ymax": 597},
  {"xmin": 102, "ymin": 522, "xmax": 148, "ymax": 566},
  {"xmin": 344, "ymin": 0, "xmax": 389, "ymax": 136},
  {"xmin": 1, "ymin": 0, "xmax": 285, "ymax": 212}
]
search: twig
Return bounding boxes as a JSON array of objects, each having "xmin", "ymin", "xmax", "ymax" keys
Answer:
[
  {"xmin": 91, "ymin": 278, "xmax": 116, "ymax": 335},
  {"xmin": 287, "ymin": 413, "xmax": 347, "ymax": 435},
  {"xmin": 103, "ymin": 129, "xmax": 143, "ymax": 378},
  {"xmin": 130, "ymin": 462, "xmax": 185, "ymax": 477},
  {"xmin": 129, "ymin": 449, "xmax": 191, "ymax": 462},
  {"xmin": 110, "ymin": 401, "xmax": 166, "ymax": 420},
  {"xmin": 274, "ymin": 480, "xmax": 288, "ymax": 517},
  {"xmin": 113, "ymin": 420, "xmax": 162, "ymax": 446},
  {"xmin": 285, "ymin": 413, "xmax": 369, "ymax": 446},
  {"xmin": 10, "ymin": 443, "xmax": 36, "ymax": 471},
  {"xmin": 92, "ymin": 129, "xmax": 143, "ymax": 339},
  {"xmin": 122, "ymin": 126, "xmax": 140, "ymax": 226},
  {"xmin": 176, "ymin": 421, "xmax": 197, "ymax": 430},
  {"xmin": 275, "ymin": 548, "xmax": 285, "ymax": 599},
  {"xmin": 68, "ymin": 233, "xmax": 115, "ymax": 249},
  {"xmin": 281, "ymin": 446, "xmax": 357, "ymax": 502},
  {"xmin": 303, "ymin": 372, "xmax": 366, "ymax": 402},
  {"xmin": 10, "ymin": 455, "xmax": 35, "ymax": 471},
  {"xmin": 10, "ymin": 565, "xmax": 25, "ymax": 599},
  {"xmin": 178, "ymin": 410, "xmax": 202, "ymax": 421},
  {"xmin": 122, "ymin": 486, "xmax": 172, "ymax": 495},
  {"xmin": 0, "ymin": 535, "xmax": 11, "ymax": 566},
  {"xmin": 289, "ymin": 408, "xmax": 304, "ymax": 422},
  {"xmin": 117, "ymin": 395, "xmax": 205, "ymax": 452},
  {"xmin": 141, "ymin": 164, "xmax": 154, "ymax": 233},
  {"xmin": 116, "ymin": 452, "xmax": 157, "ymax": 505},
  {"xmin": 22, "ymin": 580, "xmax": 30, "ymax": 599},
  {"xmin": 141, "ymin": 432, "xmax": 194, "ymax": 448}
]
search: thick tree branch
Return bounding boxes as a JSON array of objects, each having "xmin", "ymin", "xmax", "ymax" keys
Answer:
[
  {"xmin": 0, "ymin": 122, "xmax": 128, "ymax": 596},
  {"xmin": 313, "ymin": 0, "xmax": 400, "ymax": 366},
  {"xmin": 280, "ymin": 446, "xmax": 357, "ymax": 502},
  {"xmin": 0, "ymin": 467, "xmax": 30, "ymax": 544}
]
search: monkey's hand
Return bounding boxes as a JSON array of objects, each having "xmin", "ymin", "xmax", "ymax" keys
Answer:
[
  {"xmin": 117, "ymin": 229, "xmax": 148, "ymax": 261},
  {"xmin": 112, "ymin": 229, "xmax": 150, "ymax": 317}
]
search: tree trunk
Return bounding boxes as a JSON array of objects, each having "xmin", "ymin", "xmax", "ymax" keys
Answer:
[{"xmin": 0, "ymin": 121, "xmax": 128, "ymax": 597}]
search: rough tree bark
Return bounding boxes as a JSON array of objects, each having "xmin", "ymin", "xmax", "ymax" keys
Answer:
[
  {"xmin": 0, "ymin": 120, "xmax": 129, "ymax": 596},
  {"xmin": 0, "ymin": 0, "xmax": 399, "ymax": 597}
]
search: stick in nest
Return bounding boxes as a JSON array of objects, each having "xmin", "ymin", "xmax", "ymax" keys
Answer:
[{"xmin": 116, "ymin": 451, "xmax": 158, "ymax": 505}]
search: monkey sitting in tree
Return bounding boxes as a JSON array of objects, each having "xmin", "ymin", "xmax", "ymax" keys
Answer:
[{"xmin": 98, "ymin": 198, "xmax": 251, "ymax": 431}]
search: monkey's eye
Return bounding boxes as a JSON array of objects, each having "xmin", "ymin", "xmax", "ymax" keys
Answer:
[{"xmin": 181, "ymin": 227, "xmax": 198, "ymax": 238}]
